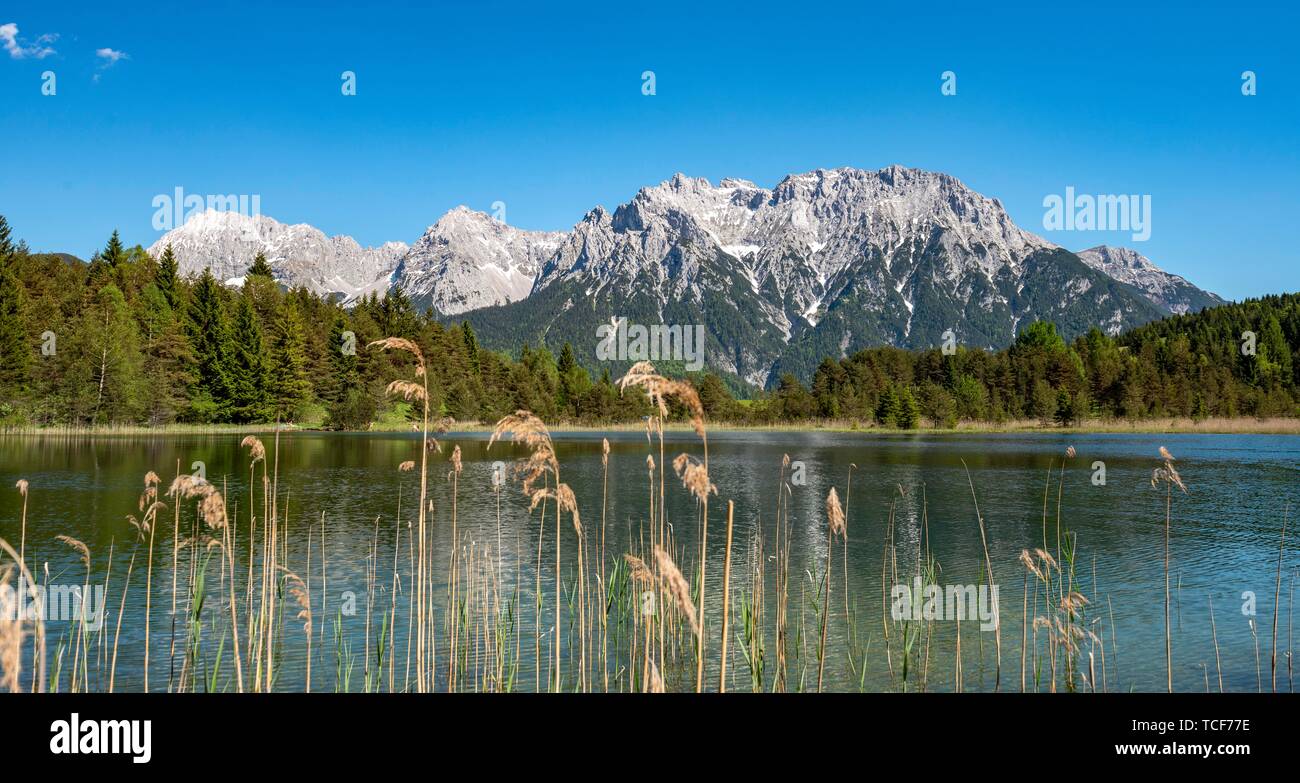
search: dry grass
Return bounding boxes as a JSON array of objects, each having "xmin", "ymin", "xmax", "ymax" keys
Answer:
[
  {"xmin": 654, "ymin": 545, "xmax": 699, "ymax": 637},
  {"xmin": 6, "ymin": 356, "xmax": 1293, "ymax": 696}
]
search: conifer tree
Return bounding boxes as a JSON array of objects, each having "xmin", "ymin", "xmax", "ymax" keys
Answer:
[
  {"xmin": 266, "ymin": 299, "xmax": 313, "ymax": 421},
  {"xmin": 557, "ymin": 342, "xmax": 576, "ymax": 375},
  {"xmin": 247, "ymin": 251, "xmax": 274, "ymax": 279},
  {"xmin": 138, "ymin": 283, "xmax": 195, "ymax": 423},
  {"xmin": 0, "ymin": 215, "xmax": 32, "ymax": 402},
  {"xmin": 156, "ymin": 244, "xmax": 181, "ymax": 311},
  {"xmin": 186, "ymin": 269, "xmax": 236, "ymax": 421},
  {"xmin": 228, "ymin": 295, "xmax": 271, "ymax": 422},
  {"xmin": 85, "ymin": 230, "xmax": 126, "ymax": 287},
  {"xmin": 326, "ymin": 312, "xmax": 358, "ymax": 403},
  {"xmin": 461, "ymin": 320, "xmax": 479, "ymax": 373},
  {"xmin": 378, "ymin": 287, "xmax": 417, "ymax": 337},
  {"xmin": 556, "ymin": 342, "xmax": 584, "ymax": 414},
  {"xmin": 325, "ymin": 312, "xmax": 377, "ymax": 429},
  {"xmin": 102, "ymin": 230, "xmax": 125, "ymax": 267},
  {"xmin": 896, "ymin": 385, "xmax": 920, "ymax": 429},
  {"xmin": 876, "ymin": 385, "xmax": 900, "ymax": 426},
  {"xmin": 60, "ymin": 285, "xmax": 145, "ymax": 424}
]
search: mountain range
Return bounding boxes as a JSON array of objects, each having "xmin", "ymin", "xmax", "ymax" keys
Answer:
[{"xmin": 148, "ymin": 166, "xmax": 1224, "ymax": 388}]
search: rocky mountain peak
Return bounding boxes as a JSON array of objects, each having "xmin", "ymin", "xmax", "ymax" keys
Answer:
[
  {"xmin": 1075, "ymin": 245, "xmax": 1224, "ymax": 315},
  {"xmin": 148, "ymin": 209, "xmax": 407, "ymax": 302},
  {"xmin": 393, "ymin": 208, "xmax": 565, "ymax": 315}
]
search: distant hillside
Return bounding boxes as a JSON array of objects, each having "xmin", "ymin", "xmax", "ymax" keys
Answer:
[{"xmin": 1118, "ymin": 291, "xmax": 1299, "ymax": 388}]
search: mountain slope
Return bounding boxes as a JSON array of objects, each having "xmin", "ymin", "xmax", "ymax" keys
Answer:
[
  {"xmin": 144, "ymin": 168, "xmax": 1221, "ymax": 389},
  {"xmin": 1075, "ymin": 245, "xmax": 1224, "ymax": 315},
  {"xmin": 463, "ymin": 166, "xmax": 1172, "ymax": 387}
]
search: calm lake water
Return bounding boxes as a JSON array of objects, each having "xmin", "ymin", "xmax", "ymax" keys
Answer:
[{"xmin": 1, "ymin": 429, "xmax": 1297, "ymax": 693}]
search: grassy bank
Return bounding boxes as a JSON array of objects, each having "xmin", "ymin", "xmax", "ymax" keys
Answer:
[{"xmin": 5, "ymin": 416, "xmax": 1300, "ymax": 437}]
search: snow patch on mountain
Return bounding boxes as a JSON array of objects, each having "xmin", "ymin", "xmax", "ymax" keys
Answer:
[{"xmin": 148, "ymin": 210, "xmax": 408, "ymax": 302}]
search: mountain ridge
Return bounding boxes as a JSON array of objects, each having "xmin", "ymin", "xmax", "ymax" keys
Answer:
[
  {"xmin": 145, "ymin": 166, "xmax": 1222, "ymax": 386},
  {"xmin": 454, "ymin": 166, "xmax": 1211, "ymax": 386}
]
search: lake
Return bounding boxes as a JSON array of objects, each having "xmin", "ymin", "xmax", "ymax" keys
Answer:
[{"xmin": 1, "ymin": 429, "xmax": 1296, "ymax": 693}]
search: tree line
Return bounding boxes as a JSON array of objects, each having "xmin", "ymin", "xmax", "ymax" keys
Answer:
[{"xmin": 1, "ymin": 215, "xmax": 1296, "ymax": 429}]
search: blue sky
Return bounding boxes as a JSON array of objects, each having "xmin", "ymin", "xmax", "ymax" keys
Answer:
[{"xmin": 0, "ymin": 0, "xmax": 1296, "ymax": 300}]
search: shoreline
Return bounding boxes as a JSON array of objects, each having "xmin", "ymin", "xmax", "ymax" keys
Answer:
[{"xmin": 3, "ymin": 416, "xmax": 1300, "ymax": 437}]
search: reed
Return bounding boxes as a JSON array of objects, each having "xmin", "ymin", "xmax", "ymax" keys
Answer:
[
  {"xmin": 619, "ymin": 360, "xmax": 710, "ymax": 691},
  {"xmin": 719, "ymin": 500, "xmax": 734, "ymax": 692},
  {"xmin": 0, "ymin": 535, "xmax": 45, "ymax": 692},
  {"xmin": 1151, "ymin": 446, "xmax": 1187, "ymax": 692},
  {"xmin": 490, "ymin": 409, "xmax": 578, "ymax": 692},
  {"xmin": 817, "ymin": 487, "xmax": 846, "ymax": 692},
  {"xmin": 1209, "ymin": 593, "xmax": 1223, "ymax": 692},
  {"xmin": 961, "ymin": 459, "xmax": 1001, "ymax": 690},
  {"xmin": 1271, "ymin": 504, "xmax": 1288, "ymax": 692},
  {"xmin": 8, "ymin": 365, "xmax": 1285, "ymax": 696},
  {"xmin": 370, "ymin": 337, "xmax": 433, "ymax": 692},
  {"xmin": 600, "ymin": 438, "xmax": 610, "ymax": 692}
]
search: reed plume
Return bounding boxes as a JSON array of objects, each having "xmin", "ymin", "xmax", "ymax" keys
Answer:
[
  {"xmin": 370, "ymin": 336, "xmax": 433, "ymax": 691},
  {"xmin": 14, "ymin": 480, "xmax": 28, "ymax": 576},
  {"xmin": 818, "ymin": 487, "xmax": 846, "ymax": 691},
  {"xmin": 1152, "ymin": 446, "xmax": 1188, "ymax": 692},
  {"xmin": 0, "ymin": 536, "xmax": 43, "ymax": 693},
  {"xmin": 282, "ymin": 568, "xmax": 313, "ymax": 692},
  {"xmin": 56, "ymin": 535, "xmax": 91, "ymax": 570},
  {"xmin": 239, "ymin": 435, "xmax": 266, "ymax": 464},
  {"xmin": 0, "ymin": 565, "xmax": 22, "ymax": 692},
  {"xmin": 624, "ymin": 554, "xmax": 654, "ymax": 584},
  {"xmin": 654, "ymin": 546, "xmax": 699, "ymax": 637},
  {"xmin": 671, "ymin": 453, "xmax": 716, "ymax": 503},
  {"xmin": 490, "ymin": 410, "xmax": 577, "ymax": 691}
]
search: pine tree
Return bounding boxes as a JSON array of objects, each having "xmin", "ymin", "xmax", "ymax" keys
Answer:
[
  {"xmin": 138, "ymin": 283, "xmax": 195, "ymax": 423},
  {"xmin": 266, "ymin": 299, "xmax": 313, "ymax": 421},
  {"xmin": 85, "ymin": 230, "xmax": 126, "ymax": 287},
  {"xmin": 60, "ymin": 284, "xmax": 145, "ymax": 424},
  {"xmin": 247, "ymin": 251, "xmax": 274, "ymax": 279},
  {"xmin": 876, "ymin": 385, "xmax": 900, "ymax": 426},
  {"xmin": 461, "ymin": 320, "xmax": 479, "ymax": 373},
  {"xmin": 156, "ymin": 244, "xmax": 181, "ymax": 312},
  {"xmin": 1031, "ymin": 379, "xmax": 1058, "ymax": 424},
  {"xmin": 102, "ymin": 230, "xmax": 125, "ymax": 267},
  {"xmin": 1053, "ymin": 389, "xmax": 1076, "ymax": 427},
  {"xmin": 227, "ymin": 295, "xmax": 271, "ymax": 422},
  {"xmin": 0, "ymin": 215, "xmax": 32, "ymax": 404},
  {"xmin": 186, "ymin": 269, "xmax": 235, "ymax": 421},
  {"xmin": 378, "ymin": 287, "xmax": 417, "ymax": 337},
  {"xmin": 326, "ymin": 313, "xmax": 358, "ymax": 403},
  {"xmin": 695, "ymin": 373, "xmax": 736, "ymax": 420},
  {"xmin": 774, "ymin": 373, "xmax": 815, "ymax": 419},
  {"xmin": 556, "ymin": 342, "xmax": 590, "ymax": 415},
  {"xmin": 325, "ymin": 319, "xmax": 374, "ymax": 429},
  {"xmin": 896, "ymin": 386, "xmax": 920, "ymax": 429}
]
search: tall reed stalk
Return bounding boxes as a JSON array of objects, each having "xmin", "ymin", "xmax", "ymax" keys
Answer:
[{"xmin": 1152, "ymin": 447, "xmax": 1186, "ymax": 693}]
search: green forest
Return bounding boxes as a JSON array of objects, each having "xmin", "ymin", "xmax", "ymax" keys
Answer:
[{"xmin": 1, "ymin": 215, "xmax": 1297, "ymax": 429}]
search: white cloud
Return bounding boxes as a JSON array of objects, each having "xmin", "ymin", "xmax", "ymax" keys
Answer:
[
  {"xmin": 95, "ymin": 47, "xmax": 129, "ymax": 67},
  {"xmin": 1, "ymin": 22, "xmax": 58, "ymax": 59}
]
